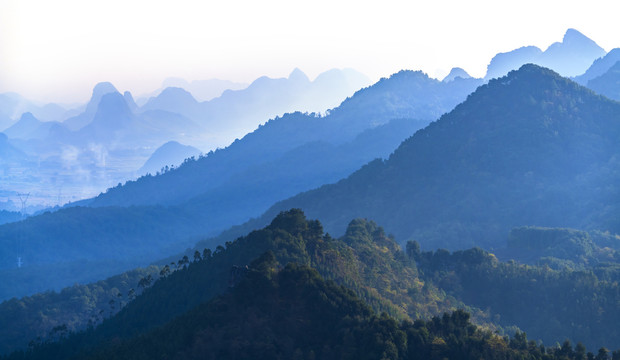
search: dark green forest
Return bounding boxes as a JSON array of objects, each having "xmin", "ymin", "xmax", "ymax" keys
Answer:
[{"xmin": 4, "ymin": 210, "xmax": 620, "ymax": 359}]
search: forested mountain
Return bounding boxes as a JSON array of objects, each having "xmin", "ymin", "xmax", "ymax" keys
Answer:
[
  {"xmin": 0, "ymin": 211, "xmax": 21, "ymax": 226},
  {"xmin": 248, "ymin": 64, "xmax": 620, "ymax": 251},
  {"xmin": 4, "ymin": 210, "xmax": 620, "ymax": 358}
]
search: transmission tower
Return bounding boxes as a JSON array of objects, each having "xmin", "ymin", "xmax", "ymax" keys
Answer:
[{"xmin": 16, "ymin": 193, "xmax": 29, "ymax": 268}]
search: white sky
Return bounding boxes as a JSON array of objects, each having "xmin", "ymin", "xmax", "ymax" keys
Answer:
[{"xmin": 1, "ymin": 0, "xmax": 619, "ymax": 104}]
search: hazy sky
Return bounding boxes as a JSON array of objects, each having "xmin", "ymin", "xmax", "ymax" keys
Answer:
[{"xmin": 1, "ymin": 0, "xmax": 619, "ymax": 104}]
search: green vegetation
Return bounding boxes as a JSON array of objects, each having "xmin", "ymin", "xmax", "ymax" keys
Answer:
[
  {"xmin": 502, "ymin": 226, "xmax": 620, "ymax": 268},
  {"xmin": 9, "ymin": 254, "xmax": 618, "ymax": 360},
  {"xmin": 4, "ymin": 210, "xmax": 620, "ymax": 359},
  {"xmin": 0, "ymin": 266, "xmax": 160, "ymax": 354},
  {"xmin": 413, "ymin": 244, "xmax": 620, "ymax": 350}
]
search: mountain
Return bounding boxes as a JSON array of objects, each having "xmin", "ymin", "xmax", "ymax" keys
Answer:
[
  {"xmin": 0, "ymin": 132, "xmax": 29, "ymax": 164},
  {"xmin": 90, "ymin": 70, "xmax": 482, "ymax": 208},
  {"xmin": 484, "ymin": 29, "xmax": 605, "ymax": 80},
  {"xmin": 140, "ymin": 87, "xmax": 200, "ymax": 120},
  {"xmin": 586, "ymin": 60, "xmax": 620, "ymax": 101},
  {"xmin": 0, "ymin": 93, "xmax": 67, "ymax": 125},
  {"xmin": 0, "ymin": 68, "xmax": 483, "ymax": 300},
  {"xmin": 484, "ymin": 46, "xmax": 543, "ymax": 80},
  {"xmin": 4, "ymin": 210, "xmax": 620, "ymax": 358},
  {"xmin": 442, "ymin": 67, "xmax": 472, "ymax": 82},
  {"xmin": 160, "ymin": 77, "xmax": 248, "ymax": 101},
  {"xmin": 138, "ymin": 141, "xmax": 201, "ymax": 176},
  {"xmin": 62, "ymin": 82, "xmax": 119, "ymax": 131},
  {"xmin": 573, "ymin": 48, "xmax": 620, "ymax": 85},
  {"xmin": 141, "ymin": 68, "xmax": 372, "ymax": 146},
  {"xmin": 3, "ymin": 112, "xmax": 67, "ymax": 140},
  {"xmin": 76, "ymin": 92, "xmax": 137, "ymax": 143},
  {"xmin": 537, "ymin": 28, "xmax": 606, "ymax": 77},
  {"xmin": 247, "ymin": 65, "xmax": 620, "ymax": 251},
  {"xmin": 0, "ymin": 210, "xmax": 21, "ymax": 226}
]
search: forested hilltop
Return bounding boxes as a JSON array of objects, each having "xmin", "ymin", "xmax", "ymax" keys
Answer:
[{"xmin": 3, "ymin": 210, "xmax": 620, "ymax": 358}]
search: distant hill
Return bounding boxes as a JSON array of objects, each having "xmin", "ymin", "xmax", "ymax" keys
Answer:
[
  {"xmin": 573, "ymin": 48, "xmax": 620, "ymax": 85},
  {"xmin": 587, "ymin": 60, "xmax": 620, "ymax": 101},
  {"xmin": 537, "ymin": 28, "xmax": 606, "ymax": 76},
  {"xmin": 0, "ymin": 93, "xmax": 67, "ymax": 126},
  {"xmin": 251, "ymin": 65, "xmax": 620, "ymax": 250},
  {"xmin": 160, "ymin": 77, "xmax": 248, "ymax": 101},
  {"xmin": 0, "ymin": 132, "xmax": 30, "ymax": 164},
  {"xmin": 443, "ymin": 67, "xmax": 473, "ymax": 82},
  {"xmin": 0, "ymin": 69, "xmax": 482, "ymax": 300},
  {"xmin": 138, "ymin": 141, "xmax": 202, "ymax": 176},
  {"xmin": 89, "ymin": 70, "xmax": 482, "ymax": 210},
  {"xmin": 484, "ymin": 29, "xmax": 606, "ymax": 80},
  {"xmin": 141, "ymin": 68, "xmax": 373, "ymax": 145},
  {"xmin": 2, "ymin": 112, "xmax": 64, "ymax": 140}
]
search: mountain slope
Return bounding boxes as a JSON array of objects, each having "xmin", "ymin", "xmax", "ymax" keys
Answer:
[
  {"xmin": 141, "ymin": 68, "xmax": 372, "ymax": 143},
  {"xmin": 256, "ymin": 64, "xmax": 620, "ymax": 250},
  {"xmin": 587, "ymin": 61, "xmax": 620, "ymax": 101},
  {"xmin": 138, "ymin": 141, "xmax": 201, "ymax": 175},
  {"xmin": 2, "ymin": 113, "xmax": 63, "ymax": 140},
  {"xmin": 62, "ymin": 82, "xmax": 118, "ymax": 131},
  {"xmin": 574, "ymin": 48, "xmax": 620, "ymax": 85},
  {"xmin": 0, "ymin": 69, "xmax": 482, "ymax": 300},
  {"xmin": 6, "ymin": 210, "xmax": 620, "ymax": 358},
  {"xmin": 91, "ymin": 71, "xmax": 482, "ymax": 208}
]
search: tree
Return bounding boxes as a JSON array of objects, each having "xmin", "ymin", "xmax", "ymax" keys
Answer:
[
  {"xmin": 160, "ymin": 265, "xmax": 171, "ymax": 278},
  {"xmin": 194, "ymin": 250, "xmax": 202, "ymax": 262},
  {"xmin": 406, "ymin": 240, "xmax": 421, "ymax": 261},
  {"xmin": 596, "ymin": 348, "xmax": 610, "ymax": 360},
  {"xmin": 138, "ymin": 275, "xmax": 153, "ymax": 290}
]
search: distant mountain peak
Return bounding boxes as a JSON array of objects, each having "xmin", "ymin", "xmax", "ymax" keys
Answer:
[
  {"xmin": 94, "ymin": 91, "xmax": 132, "ymax": 120},
  {"xmin": 92, "ymin": 82, "xmax": 118, "ymax": 96},
  {"xmin": 443, "ymin": 67, "xmax": 472, "ymax": 82},
  {"xmin": 562, "ymin": 28, "xmax": 592, "ymax": 44},
  {"xmin": 85, "ymin": 82, "xmax": 120, "ymax": 115},
  {"xmin": 18, "ymin": 112, "xmax": 38, "ymax": 123},
  {"xmin": 288, "ymin": 68, "xmax": 310, "ymax": 83},
  {"xmin": 159, "ymin": 86, "xmax": 195, "ymax": 98}
]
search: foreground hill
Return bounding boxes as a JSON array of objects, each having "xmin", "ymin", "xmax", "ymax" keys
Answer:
[
  {"xmin": 252, "ymin": 64, "xmax": 620, "ymax": 250},
  {"xmin": 4, "ymin": 210, "xmax": 620, "ymax": 358}
]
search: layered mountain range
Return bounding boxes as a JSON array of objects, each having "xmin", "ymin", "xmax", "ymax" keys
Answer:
[{"xmin": 2, "ymin": 28, "xmax": 620, "ymax": 359}]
